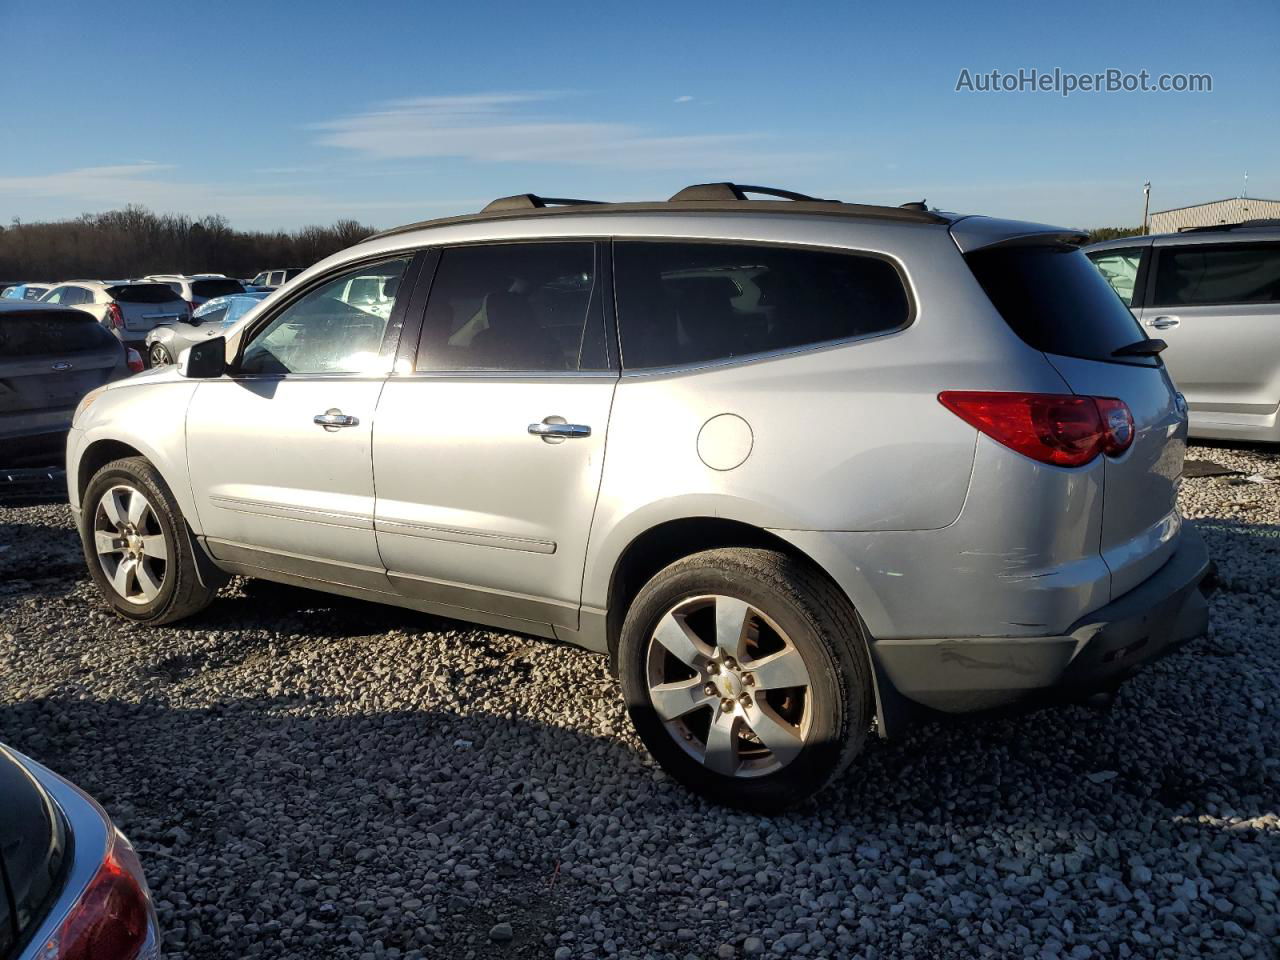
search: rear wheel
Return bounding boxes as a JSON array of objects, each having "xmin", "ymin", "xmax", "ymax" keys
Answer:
[
  {"xmin": 148, "ymin": 343, "xmax": 173, "ymax": 367},
  {"xmin": 618, "ymin": 547, "xmax": 873, "ymax": 812},
  {"xmin": 80, "ymin": 457, "xmax": 216, "ymax": 624}
]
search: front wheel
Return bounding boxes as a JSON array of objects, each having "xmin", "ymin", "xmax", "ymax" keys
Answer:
[
  {"xmin": 80, "ymin": 456, "xmax": 216, "ymax": 624},
  {"xmin": 148, "ymin": 343, "xmax": 173, "ymax": 367},
  {"xmin": 617, "ymin": 547, "xmax": 873, "ymax": 813}
]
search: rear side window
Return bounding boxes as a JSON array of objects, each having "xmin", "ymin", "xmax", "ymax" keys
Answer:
[
  {"xmin": 107, "ymin": 283, "xmax": 182, "ymax": 304},
  {"xmin": 966, "ymin": 245, "xmax": 1149, "ymax": 364},
  {"xmin": 614, "ymin": 241, "xmax": 910, "ymax": 370},
  {"xmin": 1152, "ymin": 243, "xmax": 1280, "ymax": 306},
  {"xmin": 416, "ymin": 242, "xmax": 603, "ymax": 372},
  {"xmin": 1086, "ymin": 247, "xmax": 1143, "ymax": 306},
  {"xmin": 192, "ymin": 278, "xmax": 246, "ymax": 299},
  {"xmin": 0, "ymin": 312, "xmax": 118, "ymax": 355}
]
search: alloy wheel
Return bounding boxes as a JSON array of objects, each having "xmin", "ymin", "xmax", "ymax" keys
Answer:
[
  {"xmin": 645, "ymin": 594, "xmax": 813, "ymax": 778},
  {"xmin": 92, "ymin": 484, "xmax": 168, "ymax": 605},
  {"xmin": 149, "ymin": 344, "xmax": 171, "ymax": 367}
]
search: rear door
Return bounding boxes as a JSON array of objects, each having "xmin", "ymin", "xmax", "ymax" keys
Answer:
[
  {"xmin": 1143, "ymin": 239, "xmax": 1280, "ymax": 430},
  {"xmin": 965, "ymin": 242, "xmax": 1185, "ymax": 598},
  {"xmin": 0, "ymin": 308, "xmax": 124, "ymax": 440},
  {"xmin": 372, "ymin": 241, "xmax": 617, "ymax": 632}
]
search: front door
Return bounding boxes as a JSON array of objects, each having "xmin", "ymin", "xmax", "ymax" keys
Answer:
[
  {"xmin": 373, "ymin": 240, "xmax": 617, "ymax": 630},
  {"xmin": 186, "ymin": 255, "xmax": 415, "ymax": 589}
]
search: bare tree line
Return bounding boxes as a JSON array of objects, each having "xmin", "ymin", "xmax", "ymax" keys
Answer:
[{"xmin": 0, "ymin": 206, "xmax": 378, "ymax": 282}]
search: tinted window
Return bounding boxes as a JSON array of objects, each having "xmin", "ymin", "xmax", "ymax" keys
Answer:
[
  {"xmin": 1153, "ymin": 243, "xmax": 1280, "ymax": 306},
  {"xmin": 0, "ymin": 311, "xmax": 118, "ymax": 355},
  {"xmin": 107, "ymin": 283, "xmax": 182, "ymax": 304},
  {"xmin": 416, "ymin": 243, "xmax": 600, "ymax": 372},
  {"xmin": 1086, "ymin": 247, "xmax": 1143, "ymax": 306},
  {"xmin": 62, "ymin": 286, "xmax": 91, "ymax": 305},
  {"xmin": 966, "ymin": 245, "xmax": 1149, "ymax": 364},
  {"xmin": 614, "ymin": 241, "xmax": 910, "ymax": 370},
  {"xmin": 192, "ymin": 278, "xmax": 245, "ymax": 299},
  {"xmin": 240, "ymin": 257, "xmax": 409, "ymax": 375}
]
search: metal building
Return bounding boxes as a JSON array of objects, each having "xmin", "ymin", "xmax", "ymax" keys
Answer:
[{"xmin": 1149, "ymin": 197, "xmax": 1280, "ymax": 233}]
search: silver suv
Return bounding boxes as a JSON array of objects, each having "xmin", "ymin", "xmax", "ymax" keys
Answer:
[
  {"xmin": 1085, "ymin": 221, "xmax": 1280, "ymax": 442},
  {"xmin": 67, "ymin": 183, "xmax": 1210, "ymax": 811}
]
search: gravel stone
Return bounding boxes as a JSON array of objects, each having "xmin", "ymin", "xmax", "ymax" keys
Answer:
[{"xmin": 1, "ymin": 442, "xmax": 1278, "ymax": 958}]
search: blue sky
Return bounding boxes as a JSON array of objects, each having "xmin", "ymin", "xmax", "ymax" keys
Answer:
[{"xmin": 2, "ymin": 0, "xmax": 1276, "ymax": 231}]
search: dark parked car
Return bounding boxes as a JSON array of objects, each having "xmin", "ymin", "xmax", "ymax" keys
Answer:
[
  {"xmin": 0, "ymin": 742, "xmax": 160, "ymax": 959},
  {"xmin": 0, "ymin": 302, "xmax": 138, "ymax": 466}
]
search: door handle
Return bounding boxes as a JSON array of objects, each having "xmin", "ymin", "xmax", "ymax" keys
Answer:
[
  {"xmin": 528, "ymin": 418, "xmax": 591, "ymax": 440},
  {"xmin": 314, "ymin": 409, "xmax": 359, "ymax": 430},
  {"xmin": 1147, "ymin": 315, "xmax": 1180, "ymax": 330}
]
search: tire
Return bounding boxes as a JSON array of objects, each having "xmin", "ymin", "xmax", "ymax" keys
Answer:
[
  {"xmin": 618, "ymin": 547, "xmax": 873, "ymax": 813},
  {"xmin": 80, "ymin": 456, "xmax": 216, "ymax": 625},
  {"xmin": 148, "ymin": 343, "xmax": 173, "ymax": 367}
]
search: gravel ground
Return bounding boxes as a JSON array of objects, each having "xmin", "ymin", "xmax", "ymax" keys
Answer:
[{"xmin": 1, "ymin": 443, "xmax": 1278, "ymax": 960}]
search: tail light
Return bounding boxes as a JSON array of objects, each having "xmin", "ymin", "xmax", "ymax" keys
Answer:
[
  {"xmin": 39, "ymin": 830, "xmax": 158, "ymax": 960},
  {"xmin": 105, "ymin": 302, "xmax": 125, "ymax": 331},
  {"xmin": 938, "ymin": 391, "xmax": 1134, "ymax": 467},
  {"xmin": 125, "ymin": 347, "xmax": 144, "ymax": 374}
]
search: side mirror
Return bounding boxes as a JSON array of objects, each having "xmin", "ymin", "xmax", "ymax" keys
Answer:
[{"xmin": 179, "ymin": 336, "xmax": 227, "ymax": 378}]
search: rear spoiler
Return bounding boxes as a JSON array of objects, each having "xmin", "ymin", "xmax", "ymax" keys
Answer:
[{"xmin": 949, "ymin": 216, "xmax": 1087, "ymax": 254}]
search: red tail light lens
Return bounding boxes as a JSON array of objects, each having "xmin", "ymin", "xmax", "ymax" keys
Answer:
[
  {"xmin": 125, "ymin": 347, "xmax": 145, "ymax": 374},
  {"xmin": 939, "ymin": 391, "xmax": 1133, "ymax": 467},
  {"xmin": 106, "ymin": 303, "xmax": 125, "ymax": 331},
  {"xmin": 1095, "ymin": 396, "xmax": 1135, "ymax": 455},
  {"xmin": 43, "ymin": 832, "xmax": 155, "ymax": 960}
]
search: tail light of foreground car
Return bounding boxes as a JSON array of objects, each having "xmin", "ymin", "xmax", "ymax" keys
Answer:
[
  {"xmin": 938, "ymin": 391, "xmax": 1134, "ymax": 467},
  {"xmin": 37, "ymin": 830, "xmax": 159, "ymax": 960},
  {"xmin": 105, "ymin": 303, "xmax": 125, "ymax": 331},
  {"xmin": 125, "ymin": 348, "xmax": 145, "ymax": 374}
]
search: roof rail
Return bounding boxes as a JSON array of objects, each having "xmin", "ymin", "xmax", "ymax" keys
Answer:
[
  {"xmin": 669, "ymin": 182, "xmax": 834, "ymax": 203},
  {"xmin": 482, "ymin": 194, "xmax": 605, "ymax": 213}
]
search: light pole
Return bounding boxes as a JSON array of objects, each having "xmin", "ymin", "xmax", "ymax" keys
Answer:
[{"xmin": 1142, "ymin": 182, "xmax": 1151, "ymax": 235}]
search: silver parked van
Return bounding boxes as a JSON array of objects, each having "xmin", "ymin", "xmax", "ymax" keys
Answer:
[
  {"xmin": 1086, "ymin": 220, "xmax": 1280, "ymax": 442},
  {"xmin": 67, "ymin": 184, "xmax": 1209, "ymax": 810}
]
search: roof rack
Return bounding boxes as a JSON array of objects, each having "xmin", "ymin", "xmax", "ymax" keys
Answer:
[
  {"xmin": 482, "ymin": 194, "xmax": 605, "ymax": 212},
  {"xmin": 371, "ymin": 184, "xmax": 949, "ymax": 241}
]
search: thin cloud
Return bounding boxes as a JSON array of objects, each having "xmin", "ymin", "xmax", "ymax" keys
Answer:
[
  {"xmin": 311, "ymin": 92, "xmax": 818, "ymax": 170},
  {"xmin": 674, "ymin": 95, "xmax": 695, "ymax": 103}
]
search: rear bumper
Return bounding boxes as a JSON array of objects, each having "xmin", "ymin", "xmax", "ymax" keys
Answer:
[
  {"xmin": 869, "ymin": 525, "xmax": 1211, "ymax": 717},
  {"xmin": 0, "ymin": 426, "xmax": 71, "ymax": 467}
]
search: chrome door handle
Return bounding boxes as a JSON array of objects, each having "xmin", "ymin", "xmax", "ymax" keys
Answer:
[
  {"xmin": 1148, "ymin": 315, "xmax": 1180, "ymax": 330},
  {"xmin": 528, "ymin": 420, "xmax": 591, "ymax": 439},
  {"xmin": 314, "ymin": 410, "xmax": 359, "ymax": 429}
]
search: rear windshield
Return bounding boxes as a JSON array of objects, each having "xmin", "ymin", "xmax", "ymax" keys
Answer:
[
  {"xmin": 192, "ymin": 278, "xmax": 245, "ymax": 298},
  {"xmin": 966, "ymin": 244, "xmax": 1151, "ymax": 364},
  {"xmin": 107, "ymin": 283, "xmax": 181, "ymax": 304},
  {"xmin": 0, "ymin": 312, "xmax": 119, "ymax": 355}
]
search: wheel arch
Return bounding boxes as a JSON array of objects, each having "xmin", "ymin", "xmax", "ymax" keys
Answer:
[{"xmin": 600, "ymin": 513, "xmax": 908, "ymax": 738}]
